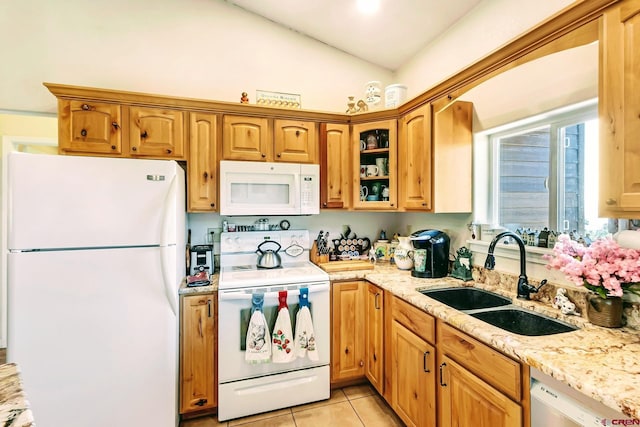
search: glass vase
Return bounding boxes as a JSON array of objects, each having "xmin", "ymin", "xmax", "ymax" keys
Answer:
[{"xmin": 587, "ymin": 294, "xmax": 623, "ymax": 328}]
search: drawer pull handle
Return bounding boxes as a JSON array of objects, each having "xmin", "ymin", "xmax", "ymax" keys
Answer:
[
  {"xmin": 459, "ymin": 338, "xmax": 474, "ymax": 350},
  {"xmin": 605, "ymin": 198, "xmax": 617, "ymax": 205},
  {"xmin": 439, "ymin": 362, "xmax": 447, "ymax": 387},
  {"xmin": 194, "ymin": 398, "xmax": 207, "ymax": 406},
  {"xmin": 207, "ymin": 299, "xmax": 212, "ymax": 318},
  {"xmin": 374, "ymin": 293, "xmax": 381, "ymax": 310},
  {"xmin": 373, "ymin": 352, "xmax": 377, "ymax": 362},
  {"xmin": 423, "ymin": 351, "xmax": 430, "ymax": 373},
  {"xmin": 345, "ymin": 347, "xmax": 349, "ymax": 355}
]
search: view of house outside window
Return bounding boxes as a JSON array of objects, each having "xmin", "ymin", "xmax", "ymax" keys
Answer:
[{"xmin": 490, "ymin": 104, "xmax": 607, "ymax": 240}]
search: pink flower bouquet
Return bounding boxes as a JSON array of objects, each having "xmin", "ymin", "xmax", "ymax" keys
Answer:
[{"xmin": 545, "ymin": 234, "xmax": 640, "ymax": 299}]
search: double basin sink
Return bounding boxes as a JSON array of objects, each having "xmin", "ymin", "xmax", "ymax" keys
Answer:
[{"xmin": 421, "ymin": 287, "xmax": 578, "ymax": 336}]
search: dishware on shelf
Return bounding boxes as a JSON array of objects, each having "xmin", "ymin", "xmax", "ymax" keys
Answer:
[
  {"xmin": 360, "ymin": 164, "xmax": 367, "ymax": 178},
  {"xmin": 381, "ymin": 186, "xmax": 390, "ymax": 201},
  {"xmin": 366, "ymin": 165, "xmax": 379, "ymax": 177},
  {"xmin": 360, "ymin": 185, "xmax": 368, "ymax": 201},
  {"xmin": 366, "ymin": 133, "xmax": 378, "ymax": 150},
  {"xmin": 360, "ymin": 140, "xmax": 366, "ymax": 151},
  {"xmin": 375, "ymin": 158, "xmax": 388, "ymax": 176},
  {"xmin": 366, "ymin": 194, "xmax": 380, "ymax": 201},
  {"xmin": 364, "ymin": 81, "xmax": 382, "ymax": 108},
  {"xmin": 371, "ymin": 182, "xmax": 386, "ymax": 197}
]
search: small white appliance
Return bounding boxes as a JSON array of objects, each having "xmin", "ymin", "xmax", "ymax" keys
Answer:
[
  {"xmin": 7, "ymin": 152, "xmax": 185, "ymax": 427},
  {"xmin": 530, "ymin": 367, "xmax": 627, "ymax": 426},
  {"xmin": 219, "ymin": 160, "xmax": 320, "ymax": 216},
  {"xmin": 190, "ymin": 244, "xmax": 214, "ymax": 275},
  {"xmin": 217, "ymin": 230, "xmax": 330, "ymax": 421}
]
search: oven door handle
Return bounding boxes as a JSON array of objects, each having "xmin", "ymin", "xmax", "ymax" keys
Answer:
[{"xmin": 218, "ymin": 283, "xmax": 330, "ymax": 300}]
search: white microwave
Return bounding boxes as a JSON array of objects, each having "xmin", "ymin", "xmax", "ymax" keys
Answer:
[{"xmin": 219, "ymin": 160, "xmax": 320, "ymax": 216}]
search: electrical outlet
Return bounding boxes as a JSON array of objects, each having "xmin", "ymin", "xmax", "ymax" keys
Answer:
[{"xmin": 207, "ymin": 228, "xmax": 221, "ymax": 243}]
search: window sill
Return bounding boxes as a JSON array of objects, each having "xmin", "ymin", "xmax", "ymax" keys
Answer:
[{"xmin": 467, "ymin": 239, "xmax": 553, "ymax": 266}]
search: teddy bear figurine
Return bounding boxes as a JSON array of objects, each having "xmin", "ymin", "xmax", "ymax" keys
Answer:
[{"xmin": 240, "ymin": 92, "xmax": 249, "ymax": 104}]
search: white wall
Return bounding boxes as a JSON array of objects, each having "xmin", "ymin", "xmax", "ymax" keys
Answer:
[
  {"xmin": 0, "ymin": 0, "xmax": 392, "ymax": 114},
  {"xmin": 395, "ymin": 0, "xmax": 574, "ymax": 98}
]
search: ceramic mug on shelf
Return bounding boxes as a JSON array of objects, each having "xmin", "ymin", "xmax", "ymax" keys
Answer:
[
  {"xmin": 375, "ymin": 158, "xmax": 388, "ymax": 176},
  {"xmin": 366, "ymin": 165, "xmax": 379, "ymax": 177},
  {"xmin": 381, "ymin": 186, "xmax": 390, "ymax": 201},
  {"xmin": 360, "ymin": 164, "xmax": 367, "ymax": 178},
  {"xmin": 366, "ymin": 194, "xmax": 379, "ymax": 201},
  {"xmin": 360, "ymin": 140, "xmax": 366, "ymax": 151},
  {"xmin": 360, "ymin": 185, "xmax": 368, "ymax": 201},
  {"xmin": 366, "ymin": 133, "xmax": 378, "ymax": 150},
  {"xmin": 371, "ymin": 182, "xmax": 386, "ymax": 197}
]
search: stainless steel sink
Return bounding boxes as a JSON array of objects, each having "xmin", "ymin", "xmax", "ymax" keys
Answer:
[
  {"xmin": 420, "ymin": 287, "xmax": 512, "ymax": 310},
  {"xmin": 420, "ymin": 287, "xmax": 578, "ymax": 336},
  {"xmin": 469, "ymin": 307, "xmax": 578, "ymax": 336}
]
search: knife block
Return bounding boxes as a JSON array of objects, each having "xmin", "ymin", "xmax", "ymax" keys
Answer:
[{"xmin": 310, "ymin": 242, "xmax": 329, "ymax": 265}]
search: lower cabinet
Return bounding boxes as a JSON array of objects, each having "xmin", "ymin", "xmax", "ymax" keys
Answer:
[
  {"xmin": 389, "ymin": 296, "xmax": 437, "ymax": 427},
  {"xmin": 438, "ymin": 355, "xmax": 522, "ymax": 427},
  {"xmin": 330, "ymin": 281, "xmax": 366, "ymax": 382},
  {"xmin": 180, "ymin": 293, "xmax": 217, "ymax": 414},
  {"xmin": 364, "ymin": 283, "xmax": 385, "ymax": 394}
]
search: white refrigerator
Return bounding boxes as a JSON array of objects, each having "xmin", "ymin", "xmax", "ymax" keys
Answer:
[{"xmin": 6, "ymin": 152, "xmax": 186, "ymax": 427}]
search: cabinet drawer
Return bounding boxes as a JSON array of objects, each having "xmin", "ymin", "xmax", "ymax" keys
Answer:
[
  {"xmin": 438, "ymin": 322, "xmax": 521, "ymax": 401},
  {"xmin": 391, "ymin": 296, "xmax": 435, "ymax": 344}
]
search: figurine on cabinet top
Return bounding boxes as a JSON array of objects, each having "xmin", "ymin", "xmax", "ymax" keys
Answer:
[{"xmin": 240, "ymin": 92, "xmax": 249, "ymax": 104}]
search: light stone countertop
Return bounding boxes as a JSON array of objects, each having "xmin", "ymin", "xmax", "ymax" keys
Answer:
[
  {"xmin": 0, "ymin": 363, "xmax": 35, "ymax": 426},
  {"xmin": 180, "ymin": 263, "xmax": 640, "ymax": 419}
]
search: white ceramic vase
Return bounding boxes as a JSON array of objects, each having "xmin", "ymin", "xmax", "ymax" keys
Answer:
[{"xmin": 394, "ymin": 236, "xmax": 414, "ymax": 270}]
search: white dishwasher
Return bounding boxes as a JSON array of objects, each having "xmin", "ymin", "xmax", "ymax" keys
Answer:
[{"xmin": 530, "ymin": 367, "xmax": 630, "ymax": 426}]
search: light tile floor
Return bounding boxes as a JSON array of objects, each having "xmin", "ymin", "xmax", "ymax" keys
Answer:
[{"xmin": 180, "ymin": 384, "xmax": 405, "ymax": 427}]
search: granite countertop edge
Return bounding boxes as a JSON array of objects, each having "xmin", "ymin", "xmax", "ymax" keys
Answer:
[
  {"xmin": 179, "ymin": 264, "xmax": 640, "ymax": 419},
  {"xmin": 0, "ymin": 363, "xmax": 36, "ymax": 426}
]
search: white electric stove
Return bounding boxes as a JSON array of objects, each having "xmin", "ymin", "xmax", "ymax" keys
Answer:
[{"xmin": 217, "ymin": 230, "xmax": 330, "ymax": 421}]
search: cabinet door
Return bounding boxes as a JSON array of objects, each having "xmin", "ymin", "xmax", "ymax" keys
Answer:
[
  {"xmin": 600, "ymin": 0, "xmax": 640, "ymax": 216},
  {"xmin": 320, "ymin": 123, "xmax": 351, "ymax": 209},
  {"xmin": 365, "ymin": 283, "xmax": 384, "ymax": 394},
  {"xmin": 222, "ymin": 115, "xmax": 271, "ymax": 161},
  {"xmin": 352, "ymin": 119, "xmax": 397, "ymax": 210},
  {"xmin": 390, "ymin": 319, "xmax": 436, "ymax": 427},
  {"xmin": 129, "ymin": 107, "xmax": 186, "ymax": 159},
  {"xmin": 274, "ymin": 119, "xmax": 318, "ymax": 163},
  {"xmin": 432, "ymin": 101, "xmax": 473, "ymax": 213},
  {"xmin": 438, "ymin": 355, "xmax": 521, "ymax": 427},
  {"xmin": 331, "ymin": 281, "xmax": 365, "ymax": 383},
  {"xmin": 399, "ymin": 104, "xmax": 432, "ymax": 210},
  {"xmin": 58, "ymin": 100, "xmax": 122, "ymax": 155},
  {"xmin": 188, "ymin": 113, "xmax": 218, "ymax": 212},
  {"xmin": 180, "ymin": 294, "xmax": 216, "ymax": 414}
]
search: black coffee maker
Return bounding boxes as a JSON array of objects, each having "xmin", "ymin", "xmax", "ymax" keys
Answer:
[{"xmin": 409, "ymin": 229, "xmax": 450, "ymax": 278}]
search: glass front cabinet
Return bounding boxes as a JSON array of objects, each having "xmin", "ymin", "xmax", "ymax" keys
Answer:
[{"xmin": 352, "ymin": 119, "xmax": 397, "ymax": 210}]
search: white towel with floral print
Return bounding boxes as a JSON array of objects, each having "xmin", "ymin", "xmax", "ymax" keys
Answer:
[
  {"xmin": 272, "ymin": 290, "xmax": 295, "ymax": 363},
  {"xmin": 294, "ymin": 307, "xmax": 318, "ymax": 361},
  {"xmin": 245, "ymin": 293, "xmax": 271, "ymax": 364}
]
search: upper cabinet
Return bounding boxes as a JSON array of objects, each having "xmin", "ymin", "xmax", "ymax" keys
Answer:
[
  {"xmin": 274, "ymin": 120, "xmax": 318, "ymax": 163},
  {"xmin": 188, "ymin": 112, "xmax": 218, "ymax": 212},
  {"xmin": 222, "ymin": 115, "xmax": 318, "ymax": 163},
  {"xmin": 352, "ymin": 119, "xmax": 397, "ymax": 210},
  {"xmin": 129, "ymin": 107, "xmax": 186, "ymax": 159},
  {"xmin": 398, "ymin": 104, "xmax": 432, "ymax": 210},
  {"xmin": 222, "ymin": 115, "xmax": 271, "ymax": 161},
  {"xmin": 58, "ymin": 100, "xmax": 122, "ymax": 155},
  {"xmin": 320, "ymin": 123, "xmax": 351, "ymax": 209},
  {"xmin": 432, "ymin": 101, "xmax": 473, "ymax": 213},
  {"xmin": 600, "ymin": 0, "xmax": 640, "ymax": 217}
]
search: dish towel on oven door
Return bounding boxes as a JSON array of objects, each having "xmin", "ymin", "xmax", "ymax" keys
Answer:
[
  {"xmin": 272, "ymin": 290, "xmax": 295, "ymax": 363},
  {"xmin": 245, "ymin": 293, "xmax": 271, "ymax": 364},
  {"xmin": 294, "ymin": 288, "xmax": 318, "ymax": 361}
]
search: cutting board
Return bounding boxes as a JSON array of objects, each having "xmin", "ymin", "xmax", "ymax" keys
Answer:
[{"xmin": 317, "ymin": 260, "xmax": 374, "ymax": 272}]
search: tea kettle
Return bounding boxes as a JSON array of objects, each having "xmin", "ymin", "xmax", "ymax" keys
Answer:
[{"xmin": 256, "ymin": 240, "xmax": 282, "ymax": 269}]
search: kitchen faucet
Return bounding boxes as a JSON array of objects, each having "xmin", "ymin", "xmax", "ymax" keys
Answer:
[{"xmin": 484, "ymin": 231, "xmax": 547, "ymax": 300}]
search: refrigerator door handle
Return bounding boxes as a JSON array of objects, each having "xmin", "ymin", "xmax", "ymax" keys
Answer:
[{"xmin": 160, "ymin": 174, "xmax": 178, "ymax": 316}]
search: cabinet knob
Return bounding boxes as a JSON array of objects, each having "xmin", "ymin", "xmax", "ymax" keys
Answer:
[
  {"xmin": 81, "ymin": 104, "xmax": 90, "ymax": 111},
  {"xmin": 132, "ymin": 146, "xmax": 137, "ymax": 151},
  {"xmin": 210, "ymin": 202, "xmax": 215, "ymax": 208},
  {"xmin": 344, "ymin": 347, "xmax": 349, "ymax": 355},
  {"xmin": 111, "ymin": 145, "xmax": 116, "ymax": 150},
  {"xmin": 203, "ymin": 172, "xmax": 209, "ymax": 179},
  {"xmin": 390, "ymin": 203, "xmax": 394, "ymax": 207},
  {"xmin": 422, "ymin": 203, "xmax": 427, "ymax": 206},
  {"xmin": 80, "ymin": 129, "xmax": 87, "ymax": 137},
  {"xmin": 605, "ymin": 198, "xmax": 617, "ymax": 205},
  {"xmin": 295, "ymin": 130, "xmax": 300, "ymax": 137},
  {"xmin": 111, "ymin": 122, "xmax": 120, "ymax": 130},
  {"xmin": 261, "ymin": 153, "xmax": 266, "ymax": 158},
  {"xmin": 141, "ymin": 131, "xmax": 148, "ymax": 139},
  {"xmin": 277, "ymin": 153, "xmax": 281, "ymax": 158},
  {"xmin": 166, "ymin": 149, "xmax": 172, "ymax": 154},
  {"xmin": 373, "ymin": 353, "xmax": 377, "ymax": 361},
  {"xmin": 359, "ymin": 360, "xmax": 364, "ymax": 367},
  {"xmin": 322, "ymin": 202, "xmax": 327, "ymax": 207}
]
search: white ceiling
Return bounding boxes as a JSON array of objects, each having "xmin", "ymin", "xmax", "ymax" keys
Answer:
[{"xmin": 224, "ymin": 0, "xmax": 484, "ymax": 71}]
